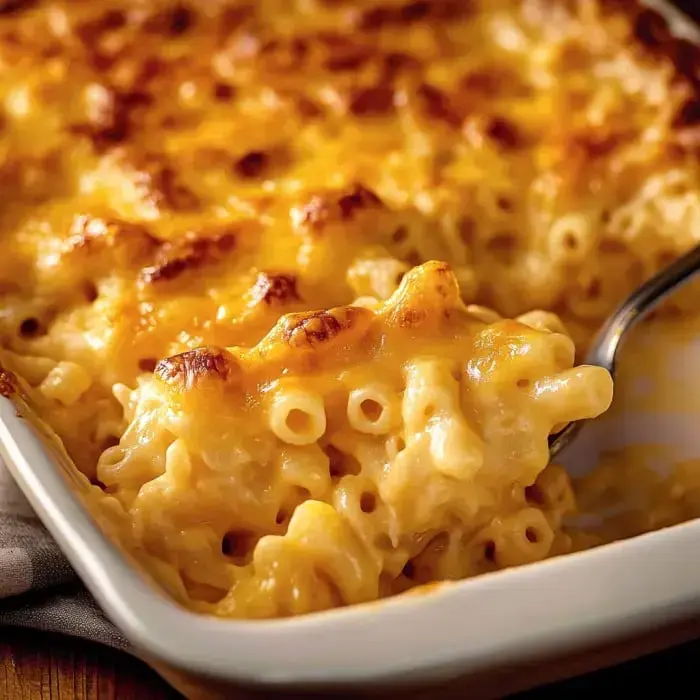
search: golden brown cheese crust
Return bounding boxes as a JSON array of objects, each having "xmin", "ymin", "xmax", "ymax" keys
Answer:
[
  {"xmin": 152, "ymin": 263, "xmax": 461, "ymax": 391},
  {"xmin": 0, "ymin": 0, "xmax": 698, "ymax": 428},
  {"xmin": 150, "ymin": 261, "xmax": 580, "ymax": 410}
]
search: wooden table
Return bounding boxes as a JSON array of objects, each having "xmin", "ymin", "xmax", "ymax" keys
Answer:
[
  {"xmin": 3, "ymin": 624, "xmax": 700, "ymax": 699},
  {"xmin": 0, "ymin": 629, "xmax": 180, "ymax": 699}
]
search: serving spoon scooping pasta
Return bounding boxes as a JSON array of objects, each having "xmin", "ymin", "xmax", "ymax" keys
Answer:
[{"xmin": 548, "ymin": 242, "xmax": 700, "ymax": 459}]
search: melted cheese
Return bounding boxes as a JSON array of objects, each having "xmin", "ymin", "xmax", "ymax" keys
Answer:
[{"xmin": 0, "ymin": 0, "xmax": 695, "ymax": 617}]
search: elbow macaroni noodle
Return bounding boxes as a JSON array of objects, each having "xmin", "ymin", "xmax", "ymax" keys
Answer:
[
  {"xmin": 270, "ymin": 387, "xmax": 328, "ymax": 446},
  {"xmin": 0, "ymin": 0, "xmax": 695, "ymax": 618}
]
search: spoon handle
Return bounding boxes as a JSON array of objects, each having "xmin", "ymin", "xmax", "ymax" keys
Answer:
[{"xmin": 586, "ymin": 243, "xmax": 700, "ymax": 374}]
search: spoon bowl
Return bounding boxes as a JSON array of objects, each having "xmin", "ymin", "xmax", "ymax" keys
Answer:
[{"xmin": 549, "ymin": 242, "xmax": 700, "ymax": 459}]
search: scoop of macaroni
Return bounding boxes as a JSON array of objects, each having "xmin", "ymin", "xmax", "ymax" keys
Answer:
[{"xmin": 57, "ymin": 262, "xmax": 609, "ymax": 617}]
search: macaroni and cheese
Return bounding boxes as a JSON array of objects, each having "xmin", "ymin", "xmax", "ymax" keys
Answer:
[
  {"xmin": 2, "ymin": 263, "xmax": 613, "ymax": 615},
  {"xmin": 0, "ymin": 0, "xmax": 695, "ymax": 617}
]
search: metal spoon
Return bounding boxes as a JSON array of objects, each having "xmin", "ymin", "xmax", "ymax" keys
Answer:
[{"xmin": 548, "ymin": 242, "xmax": 700, "ymax": 459}]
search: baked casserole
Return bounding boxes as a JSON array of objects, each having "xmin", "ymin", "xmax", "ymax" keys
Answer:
[{"xmin": 0, "ymin": 0, "xmax": 697, "ymax": 618}]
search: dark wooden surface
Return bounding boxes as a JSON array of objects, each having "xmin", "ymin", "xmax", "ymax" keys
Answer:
[
  {"xmin": 0, "ymin": 629, "xmax": 181, "ymax": 699},
  {"xmin": 3, "ymin": 624, "xmax": 700, "ymax": 699}
]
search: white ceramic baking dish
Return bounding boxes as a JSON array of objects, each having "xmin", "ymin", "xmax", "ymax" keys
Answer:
[{"xmin": 3, "ymin": 2, "xmax": 700, "ymax": 698}]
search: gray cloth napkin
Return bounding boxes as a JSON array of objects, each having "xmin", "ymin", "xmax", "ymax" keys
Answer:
[{"xmin": 0, "ymin": 458, "xmax": 128, "ymax": 650}]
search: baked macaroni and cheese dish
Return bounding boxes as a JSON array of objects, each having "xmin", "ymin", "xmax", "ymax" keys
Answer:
[{"xmin": 0, "ymin": 0, "xmax": 695, "ymax": 617}]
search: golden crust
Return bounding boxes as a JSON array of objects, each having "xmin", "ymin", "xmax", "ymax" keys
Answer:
[
  {"xmin": 155, "ymin": 262, "xmax": 488, "ymax": 391},
  {"xmin": 0, "ymin": 0, "xmax": 698, "ymax": 469},
  {"xmin": 152, "ymin": 263, "xmax": 474, "ymax": 388}
]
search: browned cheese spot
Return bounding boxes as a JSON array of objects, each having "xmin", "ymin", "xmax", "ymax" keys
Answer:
[
  {"xmin": 155, "ymin": 347, "xmax": 239, "ymax": 391},
  {"xmin": 251, "ymin": 271, "xmax": 301, "ymax": 306},
  {"xmin": 298, "ymin": 184, "xmax": 384, "ymax": 232},
  {"xmin": 234, "ymin": 151, "xmax": 269, "ymax": 178},
  {"xmin": 141, "ymin": 230, "xmax": 236, "ymax": 284},
  {"xmin": 284, "ymin": 307, "xmax": 367, "ymax": 350},
  {"xmin": 416, "ymin": 83, "xmax": 463, "ymax": 128},
  {"xmin": 485, "ymin": 116, "xmax": 522, "ymax": 151},
  {"xmin": 349, "ymin": 86, "xmax": 395, "ymax": 117}
]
